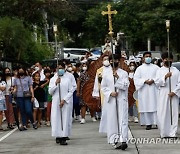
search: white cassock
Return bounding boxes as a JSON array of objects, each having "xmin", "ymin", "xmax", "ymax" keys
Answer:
[
  {"xmin": 64, "ymin": 72, "xmax": 77, "ymax": 135},
  {"xmin": 134, "ymin": 63, "xmax": 159, "ymax": 125},
  {"xmin": 101, "ymin": 68, "xmax": 129, "ymax": 144},
  {"xmin": 155, "ymin": 66, "xmax": 180, "ymax": 138},
  {"xmin": 49, "ymin": 73, "xmax": 74, "ymax": 138},
  {"xmin": 92, "ymin": 66, "xmax": 111, "ymax": 133}
]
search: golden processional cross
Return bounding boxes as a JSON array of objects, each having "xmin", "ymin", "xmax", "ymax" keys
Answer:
[{"xmin": 101, "ymin": 4, "xmax": 117, "ymax": 36}]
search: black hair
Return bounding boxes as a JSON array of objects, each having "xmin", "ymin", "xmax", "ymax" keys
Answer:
[
  {"xmin": 58, "ymin": 62, "xmax": 66, "ymax": 68},
  {"xmin": 44, "ymin": 68, "xmax": 51, "ymax": 74},
  {"xmin": 17, "ymin": 67, "xmax": 28, "ymax": 78},
  {"xmin": 161, "ymin": 52, "xmax": 173, "ymax": 60},
  {"xmin": 66, "ymin": 61, "xmax": 72, "ymax": 65},
  {"xmin": 109, "ymin": 54, "xmax": 120, "ymax": 61},
  {"xmin": 75, "ymin": 63, "xmax": 81, "ymax": 68},
  {"xmin": 32, "ymin": 71, "xmax": 40, "ymax": 79},
  {"xmin": 143, "ymin": 51, "xmax": 151, "ymax": 57}
]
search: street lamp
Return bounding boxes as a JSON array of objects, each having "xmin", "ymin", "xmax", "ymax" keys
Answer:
[
  {"xmin": 53, "ymin": 24, "xmax": 58, "ymax": 55},
  {"xmin": 166, "ymin": 19, "xmax": 173, "ymax": 125}
]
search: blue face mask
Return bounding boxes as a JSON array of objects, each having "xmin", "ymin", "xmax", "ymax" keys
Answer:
[
  {"xmin": 145, "ymin": 57, "xmax": 152, "ymax": 64},
  {"xmin": 58, "ymin": 69, "xmax": 65, "ymax": 76}
]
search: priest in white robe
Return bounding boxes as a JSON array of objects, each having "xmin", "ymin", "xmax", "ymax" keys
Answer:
[
  {"xmin": 65, "ymin": 62, "xmax": 77, "ymax": 136},
  {"xmin": 49, "ymin": 62, "xmax": 74, "ymax": 145},
  {"xmin": 101, "ymin": 54, "xmax": 129, "ymax": 150},
  {"xmin": 155, "ymin": 52, "xmax": 180, "ymax": 138},
  {"xmin": 134, "ymin": 51, "xmax": 159, "ymax": 130},
  {"xmin": 92, "ymin": 55, "xmax": 111, "ymax": 134}
]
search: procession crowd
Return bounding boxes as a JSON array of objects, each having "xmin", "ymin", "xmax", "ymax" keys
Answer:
[{"xmin": 0, "ymin": 49, "xmax": 180, "ymax": 150}]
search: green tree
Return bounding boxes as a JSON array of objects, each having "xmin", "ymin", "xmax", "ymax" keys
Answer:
[{"xmin": 0, "ymin": 17, "xmax": 53, "ymax": 64}]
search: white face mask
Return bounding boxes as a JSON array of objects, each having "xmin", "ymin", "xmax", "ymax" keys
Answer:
[
  {"xmin": 129, "ymin": 66, "xmax": 135, "ymax": 71},
  {"xmin": 103, "ymin": 60, "xmax": 110, "ymax": 67},
  {"xmin": 67, "ymin": 67, "xmax": 73, "ymax": 72},
  {"xmin": 35, "ymin": 67, "xmax": 39, "ymax": 71},
  {"xmin": 82, "ymin": 66, "xmax": 87, "ymax": 71}
]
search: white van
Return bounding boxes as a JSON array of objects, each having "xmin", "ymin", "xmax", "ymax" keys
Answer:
[{"xmin": 63, "ymin": 48, "xmax": 89, "ymax": 62}]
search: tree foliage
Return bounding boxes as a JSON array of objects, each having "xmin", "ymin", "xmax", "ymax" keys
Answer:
[
  {"xmin": 83, "ymin": 0, "xmax": 180, "ymax": 52},
  {"xmin": 0, "ymin": 17, "xmax": 52, "ymax": 64}
]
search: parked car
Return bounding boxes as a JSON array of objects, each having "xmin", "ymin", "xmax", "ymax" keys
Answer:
[
  {"xmin": 64, "ymin": 48, "xmax": 89, "ymax": 62},
  {"xmin": 90, "ymin": 47, "xmax": 102, "ymax": 58},
  {"xmin": 137, "ymin": 51, "xmax": 162, "ymax": 59}
]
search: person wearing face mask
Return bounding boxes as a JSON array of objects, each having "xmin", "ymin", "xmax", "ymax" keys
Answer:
[
  {"xmin": 33, "ymin": 62, "xmax": 45, "ymax": 81},
  {"xmin": 49, "ymin": 62, "xmax": 74, "ymax": 145},
  {"xmin": 13, "ymin": 67, "xmax": 37, "ymax": 131},
  {"xmin": 92, "ymin": 54, "xmax": 111, "ymax": 133},
  {"xmin": 155, "ymin": 52, "xmax": 180, "ymax": 138},
  {"xmin": 3, "ymin": 67, "xmax": 15, "ymax": 129},
  {"xmin": 101, "ymin": 54, "xmax": 129, "ymax": 150},
  {"xmin": 128, "ymin": 62, "xmax": 139, "ymax": 123},
  {"xmin": 64, "ymin": 61, "xmax": 77, "ymax": 138},
  {"xmin": 77, "ymin": 63, "xmax": 97, "ymax": 124},
  {"xmin": 134, "ymin": 52, "xmax": 159, "ymax": 130}
]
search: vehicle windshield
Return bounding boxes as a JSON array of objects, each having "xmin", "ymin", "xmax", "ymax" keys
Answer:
[{"xmin": 64, "ymin": 49, "xmax": 87, "ymax": 55}]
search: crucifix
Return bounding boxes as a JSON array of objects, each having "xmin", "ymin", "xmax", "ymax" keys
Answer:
[{"xmin": 101, "ymin": 4, "xmax": 117, "ymax": 36}]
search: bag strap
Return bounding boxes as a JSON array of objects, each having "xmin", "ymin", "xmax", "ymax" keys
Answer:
[{"xmin": 19, "ymin": 78, "xmax": 24, "ymax": 92}]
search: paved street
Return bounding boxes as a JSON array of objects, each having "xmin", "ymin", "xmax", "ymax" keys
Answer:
[{"xmin": 0, "ymin": 116, "xmax": 180, "ymax": 154}]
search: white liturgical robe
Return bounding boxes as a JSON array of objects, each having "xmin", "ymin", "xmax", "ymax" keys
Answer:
[
  {"xmin": 101, "ymin": 68, "xmax": 129, "ymax": 144},
  {"xmin": 155, "ymin": 66, "xmax": 180, "ymax": 138},
  {"xmin": 64, "ymin": 71, "xmax": 77, "ymax": 135},
  {"xmin": 49, "ymin": 73, "xmax": 74, "ymax": 138},
  {"xmin": 134, "ymin": 63, "xmax": 159, "ymax": 125},
  {"xmin": 92, "ymin": 66, "xmax": 111, "ymax": 133}
]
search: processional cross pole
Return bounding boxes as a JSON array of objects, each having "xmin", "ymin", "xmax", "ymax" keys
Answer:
[
  {"xmin": 102, "ymin": 4, "xmax": 120, "ymax": 141},
  {"xmin": 101, "ymin": 4, "xmax": 117, "ymax": 37}
]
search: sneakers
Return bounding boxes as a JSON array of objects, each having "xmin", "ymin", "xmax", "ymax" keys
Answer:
[
  {"xmin": 19, "ymin": 126, "xmax": 27, "ymax": 131},
  {"xmin": 80, "ymin": 118, "xmax": 86, "ymax": 124},
  {"xmin": 134, "ymin": 117, "xmax": 139, "ymax": 123},
  {"xmin": 46, "ymin": 121, "xmax": 51, "ymax": 127},
  {"xmin": 0, "ymin": 125, "xmax": 4, "ymax": 131},
  {"xmin": 33, "ymin": 123, "xmax": 38, "ymax": 129},
  {"xmin": 91, "ymin": 117, "xmax": 97, "ymax": 122},
  {"xmin": 75, "ymin": 115, "xmax": 80, "ymax": 121},
  {"xmin": 128, "ymin": 116, "xmax": 134, "ymax": 122}
]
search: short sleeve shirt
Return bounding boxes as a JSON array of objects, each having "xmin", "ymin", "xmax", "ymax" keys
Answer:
[{"xmin": 14, "ymin": 76, "xmax": 33, "ymax": 97}]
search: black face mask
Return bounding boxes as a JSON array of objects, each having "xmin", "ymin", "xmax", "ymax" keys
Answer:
[
  {"xmin": 164, "ymin": 61, "xmax": 172, "ymax": 67},
  {"xmin": 111, "ymin": 62, "xmax": 119, "ymax": 68},
  {"xmin": 5, "ymin": 73, "xmax": 11, "ymax": 76},
  {"xmin": 19, "ymin": 72, "xmax": 24, "ymax": 76}
]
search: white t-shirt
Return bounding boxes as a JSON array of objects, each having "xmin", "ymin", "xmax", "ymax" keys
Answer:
[
  {"xmin": 5, "ymin": 78, "xmax": 15, "ymax": 95},
  {"xmin": 129, "ymin": 72, "xmax": 134, "ymax": 79},
  {"xmin": 0, "ymin": 81, "xmax": 6, "ymax": 100}
]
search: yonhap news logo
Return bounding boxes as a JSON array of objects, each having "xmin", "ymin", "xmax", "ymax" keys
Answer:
[{"xmin": 128, "ymin": 137, "xmax": 180, "ymax": 144}]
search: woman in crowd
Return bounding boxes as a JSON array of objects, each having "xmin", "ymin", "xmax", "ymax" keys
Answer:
[
  {"xmin": 77, "ymin": 63, "xmax": 97, "ymax": 124},
  {"xmin": 128, "ymin": 61, "xmax": 139, "ymax": 123},
  {"xmin": 13, "ymin": 67, "xmax": 37, "ymax": 131},
  {"xmin": 3, "ymin": 67, "xmax": 15, "ymax": 129}
]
